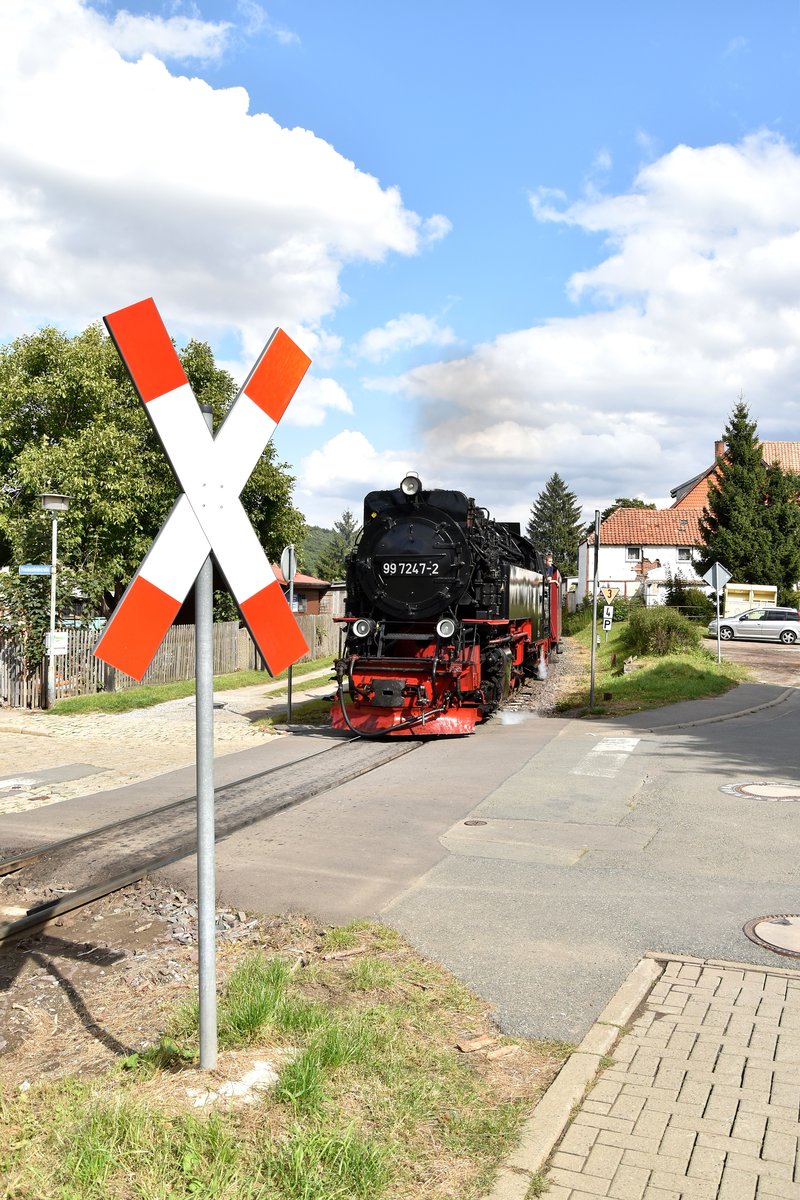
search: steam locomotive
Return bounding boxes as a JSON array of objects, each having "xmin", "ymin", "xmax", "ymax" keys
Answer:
[{"xmin": 331, "ymin": 474, "xmax": 562, "ymax": 737}]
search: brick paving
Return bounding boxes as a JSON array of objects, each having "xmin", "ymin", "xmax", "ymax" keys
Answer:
[{"xmin": 547, "ymin": 959, "xmax": 800, "ymax": 1199}]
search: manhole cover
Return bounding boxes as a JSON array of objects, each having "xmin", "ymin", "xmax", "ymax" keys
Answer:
[
  {"xmin": 463, "ymin": 820, "xmax": 487, "ymax": 827},
  {"xmin": 721, "ymin": 781, "xmax": 800, "ymax": 802},
  {"xmin": 743, "ymin": 914, "xmax": 800, "ymax": 959}
]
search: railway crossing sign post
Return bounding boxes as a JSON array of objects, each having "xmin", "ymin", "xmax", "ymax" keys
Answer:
[
  {"xmin": 702, "ymin": 561, "xmax": 732, "ymax": 663},
  {"xmin": 94, "ymin": 298, "xmax": 311, "ymax": 1068},
  {"xmin": 280, "ymin": 544, "xmax": 297, "ymax": 722}
]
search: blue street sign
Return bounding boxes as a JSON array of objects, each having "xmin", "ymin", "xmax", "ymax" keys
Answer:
[{"xmin": 18, "ymin": 564, "xmax": 52, "ymax": 576}]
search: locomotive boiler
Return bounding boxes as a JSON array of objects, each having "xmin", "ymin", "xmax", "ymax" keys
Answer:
[{"xmin": 332, "ymin": 474, "xmax": 562, "ymax": 737}]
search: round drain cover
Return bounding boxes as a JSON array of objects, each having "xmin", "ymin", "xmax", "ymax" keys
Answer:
[
  {"xmin": 743, "ymin": 914, "xmax": 800, "ymax": 959},
  {"xmin": 721, "ymin": 781, "xmax": 800, "ymax": 802},
  {"xmin": 463, "ymin": 820, "xmax": 487, "ymax": 827}
]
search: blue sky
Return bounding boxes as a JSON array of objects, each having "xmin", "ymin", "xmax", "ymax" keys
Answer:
[{"xmin": 3, "ymin": 1, "xmax": 800, "ymax": 527}]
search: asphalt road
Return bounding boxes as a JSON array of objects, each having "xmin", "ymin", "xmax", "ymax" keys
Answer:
[
  {"xmin": 4, "ymin": 652, "xmax": 798, "ymax": 1046},
  {"xmin": 704, "ymin": 632, "xmax": 800, "ymax": 685}
]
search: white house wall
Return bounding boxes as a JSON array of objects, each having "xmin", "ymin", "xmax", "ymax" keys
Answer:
[{"xmin": 576, "ymin": 543, "xmax": 707, "ymax": 605}]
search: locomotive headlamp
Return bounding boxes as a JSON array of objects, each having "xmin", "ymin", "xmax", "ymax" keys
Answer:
[
  {"xmin": 352, "ymin": 618, "xmax": 374, "ymax": 638},
  {"xmin": 436, "ymin": 617, "xmax": 457, "ymax": 640},
  {"xmin": 400, "ymin": 472, "xmax": 421, "ymax": 496}
]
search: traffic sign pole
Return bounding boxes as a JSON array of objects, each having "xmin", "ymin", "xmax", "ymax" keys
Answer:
[
  {"xmin": 196, "ymin": 405, "xmax": 217, "ymax": 1070},
  {"xmin": 702, "ymin": 562, "xmax": 731, "ymax": 665},
  {"xmin": 589, "ymin": 511, "xmax": 600, "ymax": 707},
  {"xmin": 281, "ymin": 544, "xmax": 297, "ymax": 723}
]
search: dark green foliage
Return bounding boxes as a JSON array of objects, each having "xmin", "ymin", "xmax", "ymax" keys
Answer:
[
  {"xmin": 663, "ymin": 571, "xmax": 712, "ymax": 620},
  {"xmin": 526, "ymin": 473, "xmax": 584, "ymax": 576},
  {"xmin": 698, "ymin": 399, "xmax": 800, "ymax": 595},
  {"xmin": 315, "ymin": 509, "xmax": 360, "ymax": 582},
  {"xmin": 601, "ymin": 497, "xmax": 656, "ymax": 522},
  {"xmin": 0, "ymin": 323, "xmax": 306, "ymax": 637},
  {"xmin": 302, "ymin": 524, "xmax": 335, "ymax": 576},
  {"xmin": 624, "ymin": 606, "xmax": 702, "ymax": 656}
]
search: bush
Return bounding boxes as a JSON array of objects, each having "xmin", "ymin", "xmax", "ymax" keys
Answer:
[
  {"xmin": 625, "ymin": 606, "xmax": 702, "ymax": 657},
  {"xmin": 680, "ymin": 587, "xmax": 715, "ymax": 622},
  {"xmin": 778, "ymin": 587, "xmax": 800, "ymax": 609}
]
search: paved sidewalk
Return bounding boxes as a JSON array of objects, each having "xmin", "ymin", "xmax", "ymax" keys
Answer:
[{"xmin": 547, "ymin": 957, "xmax": 800, "ymax": 1199}]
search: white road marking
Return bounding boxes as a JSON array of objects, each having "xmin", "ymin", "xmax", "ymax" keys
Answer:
[{"xmin": 570, "ymin": 736, "xmax": 641, "ymax": 779}]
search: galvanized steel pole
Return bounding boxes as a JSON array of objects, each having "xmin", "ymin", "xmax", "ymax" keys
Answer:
[
  {"xmin": 589, "ymin": 510, "xmax": 600, "ymax": 708},
  {"xmin": 196, "ymin": 404, "xmax": 217, "ymax": 1069},
  {"xmin": 47, "ymin": 513, "xmax": 58, "ymax": 709}
]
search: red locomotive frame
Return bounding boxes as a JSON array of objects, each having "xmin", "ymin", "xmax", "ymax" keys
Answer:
[{"xmin": 332, "ymin": 574, "xmax": 562, "ymax": 737}]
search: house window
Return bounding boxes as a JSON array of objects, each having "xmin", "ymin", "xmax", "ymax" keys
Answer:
[
  {"xmin": 677, "ymin": 548, "xmax": 692, "ymax": 563},
  {"xmin": 626, "ymin": 546, "xmax": 642, "ymax": 562}
]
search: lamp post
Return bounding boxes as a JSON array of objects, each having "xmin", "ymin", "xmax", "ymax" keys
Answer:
[{"xmin": 39, "ymin": 493, "xmax": 71, "ymax": 709}]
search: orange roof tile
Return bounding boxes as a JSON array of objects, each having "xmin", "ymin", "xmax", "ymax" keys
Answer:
[
  {"xmin": 760, "ymin": 442, "xmax": 800, "ymax": 473},
  {"xmin": 271, "ymin": 564, "xmax": 331, "ymax": 587},
  {"xmin": 595, "ymin": 508, "xmax": 704, "ymax": 546}
]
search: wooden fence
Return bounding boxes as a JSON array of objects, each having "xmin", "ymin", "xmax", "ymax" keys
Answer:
[{"xmin": 0, "ymin": 614, "xmax": 342, "ymax": 709}]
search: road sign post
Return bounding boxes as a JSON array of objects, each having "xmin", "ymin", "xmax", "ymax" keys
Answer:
[
  {"xmin": 280, "ymin": 545, "xmax": 297, "ymax": 722},
  {"xmin": 589, "ymin": 511, "xmax": 600, "ymax": 706},
  {"xmin": 702, "ymin": 562, "xmax": 732, "ymax": 664},
  {"xmin": 195, "ymin": 405, "xmax": 217, "ymax": 1068},
  {"xmin": 93, "ymin": 299, "xmax": 311, "ymax": 1069}
]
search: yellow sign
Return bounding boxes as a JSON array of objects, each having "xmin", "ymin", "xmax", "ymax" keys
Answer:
[{"xmin": 600, "ymin": 587, "xmax": 620, "ymax": 604}]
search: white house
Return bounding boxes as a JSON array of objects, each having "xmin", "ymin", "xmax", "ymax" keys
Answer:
[
  {"xmin": 577, "ymin": 436, "xmax": 800, "ymax": 606},
  {"xmin": 576, "ymin": 508, "xmax": 705, "ymax": 606}
]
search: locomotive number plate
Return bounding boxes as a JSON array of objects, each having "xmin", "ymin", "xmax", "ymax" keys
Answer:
[{"xmin": 377, "ymin": 556, "xmax": 445, "ymax": 576}]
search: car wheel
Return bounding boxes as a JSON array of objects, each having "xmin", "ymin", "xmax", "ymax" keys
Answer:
[
  {"xmin": 719, "ymin": 626, "xmax": 734, "ymax": 640},
  {"xmin": 780, "ymin": 630, "xmax": 797, "ymax": 645}
]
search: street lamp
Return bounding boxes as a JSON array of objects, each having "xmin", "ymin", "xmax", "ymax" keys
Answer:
[{"xmin": 39, "ymin": 493, "xmax": 71, "ymax": 708}]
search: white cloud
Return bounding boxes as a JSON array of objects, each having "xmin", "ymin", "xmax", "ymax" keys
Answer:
[
  {"xmin": 296, "ymin": 430, "xmax": 419, "ymax": 524},
  {"xmin": 356, "ymin": 312, "xmax": 458, "ymax": 362},
  {"xmin": 285, "ymin": 375, "xmax": 353, "ymax": 427},
  {"xmin": 399, "ymin": 132, "xmax": 800, "ymax": 524},
  {"xmin": 107, "ymin": 10, "xmax": 231, "ymax": 61},
  {"xmin": 0, "ymin": 0, "xmax": 448, "ymax": 365}
]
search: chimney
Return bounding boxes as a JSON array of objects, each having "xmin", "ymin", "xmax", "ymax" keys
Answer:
[{"xmin": 714, "ymin": 439, "xmax": 724, "ymax": 460}]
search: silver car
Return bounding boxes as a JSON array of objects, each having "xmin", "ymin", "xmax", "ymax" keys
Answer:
[{"xmin": 708, "ymin": 606, "xmax": 800, "ymax": 644}]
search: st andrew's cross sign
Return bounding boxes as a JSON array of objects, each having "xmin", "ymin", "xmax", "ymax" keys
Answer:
[{"xmin": 94, "ymin": 298, "xmax": 311, "ymax": 680}]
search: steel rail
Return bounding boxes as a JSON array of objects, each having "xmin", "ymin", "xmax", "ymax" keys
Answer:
[{"xmin": 0, "ymin": 739, "xmax": 420, "ymax": 943}]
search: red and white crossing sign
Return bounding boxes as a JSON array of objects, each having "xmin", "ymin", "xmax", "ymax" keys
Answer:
[{"xmin": 94, "ymin": 298, "xmax": 311, "ymax": 680}]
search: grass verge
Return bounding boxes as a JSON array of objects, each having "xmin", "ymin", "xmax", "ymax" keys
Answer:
[
  {"xmin": 556, "ymin": 621, "xmax": 749, "ymax": 716},
  {"xmin": 51, "ymin": 657, "xmax": 335, "ymax": 716},
  {"xmin": 0, "ymin": 920, "xmax": 568, "ymax": 1200}
]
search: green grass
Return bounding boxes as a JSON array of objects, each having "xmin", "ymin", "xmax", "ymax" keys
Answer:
[
  {"xmin": 51, "ymin": 656, "xmax": 335, "ymax": 715},
  {"xmin": 255, "ymin": 697, "xmax": 334, "ymax": 728},
  {"xmin": 556, "ymin": 620, "xmax": 748, "ymax": 716},
  {"xmin": 1, "ymin": 928, "xmax": 567, "ymax": 1200}
]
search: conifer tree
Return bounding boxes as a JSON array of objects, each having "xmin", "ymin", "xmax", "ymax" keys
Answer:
[
  {"xmin": 698, "ymin": 398, "xmax": 800, "ymax": 599},
  {"xmin": 315, "ymin": 509, "xmax": 360, "ymax": 581},
  {"xmin": 525, "ymin": 472, "xmax": 583, "ymax": 575}
]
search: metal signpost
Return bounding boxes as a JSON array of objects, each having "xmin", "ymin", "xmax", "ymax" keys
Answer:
[
  {"xmin": 602, "ymin": 605, "xmax": 614, "ymax": 641},
  {"xmin": 589, "ymin": 510, "xmax": 601, "ymax": 707},
  {"xmin": 702, "ymin": 561, "xmax": 732, "ymax": 663},
  {"xmin": 280, "ymin": 544, "xmax": 297, "ymax": 723},
  {"xmin": 93, "ymin": 298, "xmax": 311, "ymax": 1068}
]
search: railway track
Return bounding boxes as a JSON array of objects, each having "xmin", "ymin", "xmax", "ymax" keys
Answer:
[{"xmin": 0, "ymin": 739, "xmax": 420, "ymax": 943}]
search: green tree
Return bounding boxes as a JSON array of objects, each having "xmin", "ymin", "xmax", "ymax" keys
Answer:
[
  {"xmin": 0, "ymin": 323, "xmax": 305, "ymax": 629},
  {"xmin": 525, "ymin": 473, "xmax": 583, "ymax": 576},
  {"xmin": 698, "ymin": 398, "xmax": 800, "ymax": 598},
  {"xmin": 301, "ymin": 524, "xmax": 335, "ymax": 577},
  {"xmin": 315, "ymin": 509, "xmax": 360, "ymax": 581},
  {"xmin": 601, "ymin": 497, "xmax": 656, "ymax": 522}
]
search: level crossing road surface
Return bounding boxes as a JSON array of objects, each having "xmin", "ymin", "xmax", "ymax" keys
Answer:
[{"xmin": 2, "ymin": 682, "xmax": 799, "ymax": 1044}]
